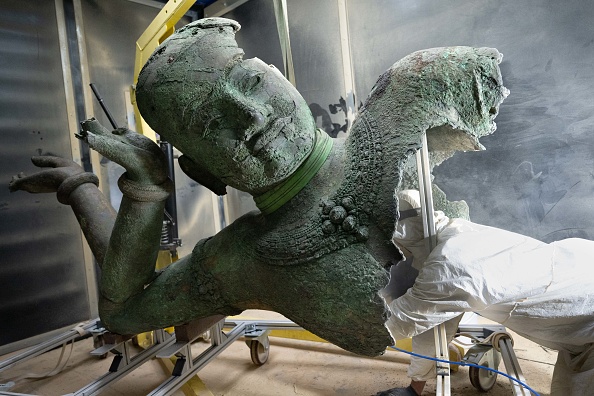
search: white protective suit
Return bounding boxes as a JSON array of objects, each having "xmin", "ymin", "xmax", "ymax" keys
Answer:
[{"xmin": 385, "ymin": 191, "xmax": 594, "ymax": 395}]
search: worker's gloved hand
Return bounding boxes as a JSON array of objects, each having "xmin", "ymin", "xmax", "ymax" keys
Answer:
[
  {"xmin": 78, "ymin": 117, "xmax": 168, "ymax": 185},
  {"xmin": 9, "ymin": 156, "xmax": 85, "ymax": 194},
  {"xmin": 373, "ymin": 385, "xmax": 419, "ymax": 396}
]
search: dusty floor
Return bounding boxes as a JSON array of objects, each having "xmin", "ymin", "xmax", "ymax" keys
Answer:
[{"xmin": 0, "ymin": 311, "xmax": 556, "ymax": 396}]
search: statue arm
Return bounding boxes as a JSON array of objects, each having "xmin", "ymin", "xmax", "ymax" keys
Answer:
[
  {"xmin": 10, "ymin": 119, "xmax": 173, "ymax": 329},
  {"xmin": 10, "ymin": 152, "xmax": 234, "ymax": 334},
  {"xmin": 9, "ymin": 155, "xmax": 116, "ymax": 266},
  {"xmin": 75, "ymin": 118, "xmax": 170, "ymax": 307}
]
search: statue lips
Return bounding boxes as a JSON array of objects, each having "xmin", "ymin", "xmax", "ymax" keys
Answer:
[{"xmin": 250, "ymin": 116, "xmax": 291, "ymax": 157}]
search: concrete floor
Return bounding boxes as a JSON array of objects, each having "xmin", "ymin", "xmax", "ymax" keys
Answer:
[{"xmin": 0, "ymin": 310, "xmax": 556, "ymax": 396}]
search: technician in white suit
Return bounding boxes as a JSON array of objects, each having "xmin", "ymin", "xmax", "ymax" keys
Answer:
[{"xmin": 378, "ymin": 190, "xmax": 594, "ymax": 396}]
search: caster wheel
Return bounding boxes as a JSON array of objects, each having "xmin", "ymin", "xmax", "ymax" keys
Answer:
[
  {"xmin": 469, "ymin": 364, "xmax": 498, "ymax": 391},
  {"xmin": 249, "ymin": 340, "xmax": 269, "ymax": 366},
  {"xmin": 465, "ymin": 344, "xmax": 501, "ymax": 392}
]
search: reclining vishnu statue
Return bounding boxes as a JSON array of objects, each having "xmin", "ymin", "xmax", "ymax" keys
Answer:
[{"xmin": 9, "ymin": 18, "xmax": 508, "ymax": 357}]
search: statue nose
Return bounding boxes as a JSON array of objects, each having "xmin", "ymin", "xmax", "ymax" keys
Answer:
[
  {"xmin": 250, "ymin": 110, "xmax": 265, "ymax": 127},
  {"xmin": 239, "ymin": 109, "xmax": 267, "ymax": 141}
]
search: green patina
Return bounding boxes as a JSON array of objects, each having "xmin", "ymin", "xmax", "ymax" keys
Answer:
[{"xmin": 12, "ymin": 17, "xmax": 508, "ymax": 357}]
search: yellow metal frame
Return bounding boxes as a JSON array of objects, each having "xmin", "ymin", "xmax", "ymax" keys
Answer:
[
  {"xmin": 268, "ymin": 329, "xmax": 413, "ymax": 352},
  {"xmin": 267, "ymin": 329, "xmax": 412, "ymax": 352}
]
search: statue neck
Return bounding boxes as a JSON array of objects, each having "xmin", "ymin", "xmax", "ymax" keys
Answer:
[{"xmin": 253, "ymin": 129, "xmax": 333, "ymax": 215}]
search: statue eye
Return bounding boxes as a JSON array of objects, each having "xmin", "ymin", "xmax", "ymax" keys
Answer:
[
  {"xmin": 243, "ymin": 72, "xmax": 263, "ymax": 93},
  {"xmin": 485, "ymin": 76, "xmax": 499, "ymax": 90},
  {"xmin": 202, "ymin": 113, "xmax": 224, "ymax": 138}
]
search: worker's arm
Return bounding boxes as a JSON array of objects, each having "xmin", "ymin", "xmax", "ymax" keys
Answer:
[{"xmin": 385, "ymin": 249, "xmax": 476, "ymax": 340}]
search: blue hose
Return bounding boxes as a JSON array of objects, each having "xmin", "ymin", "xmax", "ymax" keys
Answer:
[{"xmin": 389, "ymin": 346, "xmax": 541, "ymax": 396}]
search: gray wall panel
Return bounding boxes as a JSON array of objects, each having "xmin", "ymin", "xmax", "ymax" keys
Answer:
[
  {"xmin": 81, "ymin": 0, "xmax": 162, "ymax": 129},
  {"xmin": 287, "ymin": 0, "xmax": 349, "ymax": 137},
  {"xmin": 348, "ymin": 0, "xmax": 594, "ymax": 242},
  {"xmin": 0, "ymin": 0, "xmax": 90, "ymax": 347},
  {"xmin": 224, "ymin": 0, "xmax": 285, "ymax": 70}
]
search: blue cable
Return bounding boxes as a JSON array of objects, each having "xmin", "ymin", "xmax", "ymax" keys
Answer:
[{"xmin": 389, "ymin": 346, "xmax": 541, "ymax": 396}]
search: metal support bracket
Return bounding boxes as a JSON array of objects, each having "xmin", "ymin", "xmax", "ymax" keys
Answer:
[
  {"xmin": 496, "ymin": 335, "xmax": 530, "ymax": 395},
  {"xmin": 0, "ymin": 320, "xmax": 103, "ymax": 374},
  {"xmin": 415, "ymin": 133, "xmax": 451, "ymax": 396}
]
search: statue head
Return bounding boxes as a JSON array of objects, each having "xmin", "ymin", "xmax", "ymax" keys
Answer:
[
  {"xmin": 360, "ymin": 46, "xmax": 509, "ymax": 155},
  {"xmin": 136, "ymin": 18, "xmax": 316, "ymax": 195}
]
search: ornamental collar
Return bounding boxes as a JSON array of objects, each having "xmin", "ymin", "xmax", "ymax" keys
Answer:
[{"xmin": 254, "ymin": 129, "xmax": 333, "ymax": 215}]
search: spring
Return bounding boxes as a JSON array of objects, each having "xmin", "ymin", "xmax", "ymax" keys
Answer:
[{"xmin": 161, "ymin": 220, "xmax": 170, "ymax": 245}]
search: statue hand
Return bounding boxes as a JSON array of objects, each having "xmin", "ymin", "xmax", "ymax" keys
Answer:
[
  {"xmin": 78, "ymin": 118, "xmax": 167, "ymax": 184},
  {"xmin": 9, "ymin": 156, "xmax": 85, "ymax": 194}
]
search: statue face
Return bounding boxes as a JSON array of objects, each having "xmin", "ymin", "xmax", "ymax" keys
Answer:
[{"xmin": 179, "ymin": 58, "xmax": 316, "ymax": 194}]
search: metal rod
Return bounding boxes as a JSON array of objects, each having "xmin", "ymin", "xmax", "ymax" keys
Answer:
[
  {"xmin": 498, "ymin": 337, "xmax": 530, "ymax": 395},
  {"xmin": 89, "ymin": 83, "xmax": 119, "ymax": 129},
  {"xmin": 72, "ymin": 334, "xmax": 176, "ymax": 396},
  {"xmin": 223, "ymin": 320, "xmax": 302, "ymax": 331},
  {"xmin": 416, "ymin": 134, "xmax": 449, "ymax": 395},
  {"xmin": 416, "ymin": 134, "xmax": 437, "ymax": 249},
  {"xmin": 160, "ymin": 141, "xmax": 179, "ymax": 247},
  {"xmin": 434, "ymin": 323, "xmax": 451, "ymax": 396},
  {"xmin": 0, "ymin": 320, "xmax": 99, "ymax": 373},
  {"xmin": 147, "ymin": 323, "xmax": 246, "ymax": 396}
]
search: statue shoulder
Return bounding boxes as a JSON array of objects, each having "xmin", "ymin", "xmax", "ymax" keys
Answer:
[{"xmin": 190, "ymin": 211, "xmax": 263, "ymax": 258}]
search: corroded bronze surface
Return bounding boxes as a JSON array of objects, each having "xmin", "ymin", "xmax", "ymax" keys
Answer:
[{"xmin": 10, "ymin": 18, "xmax": 507, "ymax": 357}]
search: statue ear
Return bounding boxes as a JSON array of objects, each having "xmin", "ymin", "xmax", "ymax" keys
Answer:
[{"xmin": 178, "ymin": 155, "xmax": 227, "ymax": 196}]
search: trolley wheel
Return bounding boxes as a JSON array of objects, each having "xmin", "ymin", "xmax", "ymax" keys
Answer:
[
  {"xmin": 249, "ymin": 340, "xmax": 269, "ymax": 366},
  {"xmin": 469, "ymin": 364, "xmax": 498, "ymax": 392}
]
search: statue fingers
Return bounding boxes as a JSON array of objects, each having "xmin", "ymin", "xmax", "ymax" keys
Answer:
[
  {"xmin": 84, "ymin": 129, "xmax": 167, "ymax": 184},
  {"xmin": 31, "ymin": 155, "xmax": 80, "ymax": 169},
  {"xmin": 79, "ymin": 118, "xmax": 167, "ymax": 183},
  {"xmin": 9, "ymin": 171, "xmax": 61, "ymax": 193},
  {"xmin": 80, "ymin": 118, "xmax": 159, "ymax": 155},
  {"xmin": 9, "ymin": 157, "xmax": 84, "ymax": 193},
  {"xmin": 79, "ymin": 117, "xmax": 112, "ymax": 140}
]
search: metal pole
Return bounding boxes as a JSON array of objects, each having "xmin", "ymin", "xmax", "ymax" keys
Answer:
[
  {"xmin": 416, "ymin": 134, "xmax": 450, "ymax": 396},
  {"xmin": 0, "ymin": 320, "xmax": 99, "ymax": 373},
  {"xmin": 89, "ymin": 83, "xmax": 119, "ymax": 129},
  {"xmin": 498, "ymin": 337, "xmax": 530, "ymax": 395}
]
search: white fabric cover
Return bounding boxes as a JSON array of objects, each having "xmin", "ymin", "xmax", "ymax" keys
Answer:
[{"xmin": 386, "ymin": 210, "xmax": 594, "ymax": 394}]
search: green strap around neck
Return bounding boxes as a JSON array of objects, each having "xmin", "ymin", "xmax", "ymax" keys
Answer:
[{"xmin": 254, "ymin": 129, "xmax": 333, "ymax": 215}]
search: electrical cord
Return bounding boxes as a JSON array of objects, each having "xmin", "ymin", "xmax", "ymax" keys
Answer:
[{"xmin": 389, "ymin": 346, "xmax": 541, "ymax": 396}]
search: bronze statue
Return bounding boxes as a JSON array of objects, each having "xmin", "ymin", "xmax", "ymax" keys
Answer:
[{"xmin": 9, "ymin": 18, "xmax": 508, "ymax": 357}]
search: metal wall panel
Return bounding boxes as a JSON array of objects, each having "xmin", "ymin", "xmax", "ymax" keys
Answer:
[
  {"xmin": 347, "ymin": 0, "xmax": 594, "ymax": 242},
  {"xmin": 0, "ymin": 0, "xmax": 90, "ymax": 348},
  {"xmin": 223, "ymin": 0, "xmax": 284, "ymax": 69},
  {"xmin": 287, "ymin": 0, "xmax": 350, "ymax": 136},
  {"xmin": 80, "ymin": 0, "xmax": 218, "ymax": 257}
]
